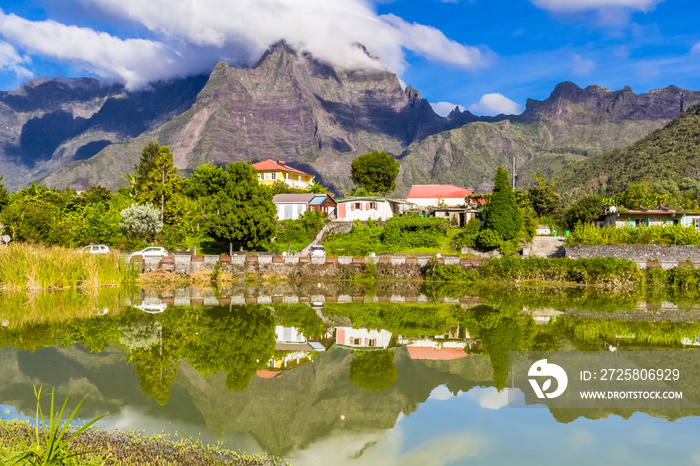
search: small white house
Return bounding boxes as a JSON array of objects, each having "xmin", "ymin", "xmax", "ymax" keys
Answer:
[
  {"xmin": 336, "ymin": 197, "xmax": 398, "ymax": 221},
  {"xmin": 273, "ymin": 193, "xmax": 336, "ymax": 220}
]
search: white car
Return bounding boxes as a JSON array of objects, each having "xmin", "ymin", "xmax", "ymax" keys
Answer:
[
  {"xmin": 134, "ymin": 302, "xmax": 167, "ymax": 314},
  {"xmin": 129, "ymin": 247, "xmax": 169, "ymax": 259},
  {"xmin": 79, "ymin": 244, "xmax": 110, "ymax": 254},
  {"xmin": 310, "ymin": 245, "xmax": 326, "ymax": 257}
]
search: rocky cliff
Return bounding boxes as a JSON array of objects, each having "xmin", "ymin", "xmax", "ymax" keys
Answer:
[{"xmin": 2, "ymin": 44, "xmax": 699, "ymax": 194}]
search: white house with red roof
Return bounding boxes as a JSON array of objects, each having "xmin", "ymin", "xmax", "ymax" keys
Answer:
[
  {"xmin": 407, "ymin": 185, "xmax": 473, "ymax": 208},
  {"xmin": 252, "ymin": 159, "xmax": 315, "ymax": 189}
]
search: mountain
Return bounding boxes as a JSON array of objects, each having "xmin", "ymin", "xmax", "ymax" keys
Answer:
[
  {"xmin": 2, "ymin": 42, "xmax": 699, "ymax": 194},
  {"xmin": 41, "ymin": 42, "xmax": 452, "ymax": 192},
  {"xmin": 395, "ymin": 82, "xmax": 700, "ymax": 193},
  {"xmin": 0, "ymin": 75, "xmax": 209, "ymax": 190},
  {"xmin": 553, "ymin": 103, "xmax": 700, "ymax": 199}
]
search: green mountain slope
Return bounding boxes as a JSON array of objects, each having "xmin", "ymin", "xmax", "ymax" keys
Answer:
[{"xmin": 553, "ymin": 103, "xmax": 700, "ymax": 199}]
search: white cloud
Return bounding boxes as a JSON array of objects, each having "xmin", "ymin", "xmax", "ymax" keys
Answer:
[
  {"xmin": 466, "ymin": 387, "xmax": 509, "ymax": 410},
  {"xmin": 431, "ymin": 101, "xmax": 466, "ymax": 117},
  {"xmin": 0, "ymin": 11, "xmax": 191, "ymax": 89},
  {"xmin": 572, "ymin": 54, "xmax": 595, "ymax": 75},
  {"xmin": 12, "ymin": 0, "xmax": 489, "ymax": 89},
  {"xmin": 0, "ymin": 41, "xmax": 32, "ymax": 82},
  {"xmin": 468, "ymin": 93, "xmax": 521, "ymax": 116},
  {"xmin": 692, "ymin": 43, "xmax": 700, "ymax": 55},
  {"xmin": 529, "ymin": 0, "xmax": 661, "ymax": 12}
]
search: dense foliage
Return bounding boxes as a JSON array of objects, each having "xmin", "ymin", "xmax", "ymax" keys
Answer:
[
  {"xmin": 349, "ymin": 350, "xmax": 398, "ymax": 393},
  {"xmin": 267, "ymin": 211, "xmax": 325, "ymax": 253},
  {"xmin": 555, "ymin": 103, "xmax": 700, "ymax": 200},
  {"xmin": 482, "ymin": 166, "xmax": 522, "ymax": 241},
  {"xmin": 350, "ymin": 151, "xmax": 400, "ymax": 195},
  {"xmin": 565, "ymin": 223, "xmax": 700, "ymax": 246}
]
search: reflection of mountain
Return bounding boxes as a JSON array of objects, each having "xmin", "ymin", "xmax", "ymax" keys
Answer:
[{"xmin": 175, "ymin": 346, "xmax": 493, "ymax": 455}]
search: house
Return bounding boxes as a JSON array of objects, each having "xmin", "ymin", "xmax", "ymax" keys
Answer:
[
  {"xmin": 252, "ymin": 159, "xmax": 315, "ymax": 188},
  {"xmin": 335, "ymin": 327, "xmax": 392, "ymax": 349},
  {"xmin": 407, "ymin": 185, "xmax": 473, "ymax": 208},
  {"xmin": 273, "ymin": 193, "xmax": 337, "ymax": 220},
  {"xmin": 599, "ymin": 209, "xmax": 681, "ymax": 228},
  {"xmin": 335, "ymin": 197, "xmax": 404, "ymax": 221}
]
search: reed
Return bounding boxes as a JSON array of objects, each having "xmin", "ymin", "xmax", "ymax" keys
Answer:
[{"xmin": 0, "ymin": 244, "xmax": 138, "ymax": 291}]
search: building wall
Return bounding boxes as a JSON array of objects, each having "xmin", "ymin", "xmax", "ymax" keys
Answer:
[
  {"xmin": 258, "ymin": 171, "xmax": 313, "ymax": 188},
  {"xmin": 336, "ymin": 327, "xmax": 392, "ymax": 349},
  {"xmin": 337, "ymin": 201, "xmax": 394, "ymax": 221},
  {"xmin": 276, "ymin": 203, "xmax": 308, "ymax": 220},
  {"xmin": 409, "ymin": 197, "xmax": 466, "ymax": 208}
]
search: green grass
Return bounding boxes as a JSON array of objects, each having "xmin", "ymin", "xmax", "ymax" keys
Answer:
[
  {"xmin": 399, "ymin": 228, "xmax": 462, "ymax": 254},
  {"xmin": 0, "ymin": 244, "xmax": 138, "ymax": 291}
]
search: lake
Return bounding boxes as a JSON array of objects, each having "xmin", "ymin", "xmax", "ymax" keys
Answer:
[{"xmin": 1, "ymin": 284, "xmax": 699, "ymax": 465}]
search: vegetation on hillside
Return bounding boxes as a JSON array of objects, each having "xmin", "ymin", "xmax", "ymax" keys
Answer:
[{"xmin": 555, "ymin": 103, "xmax": 700, "ymax": 201}]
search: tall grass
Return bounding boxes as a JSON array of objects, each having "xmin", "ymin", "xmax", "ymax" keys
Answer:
[
  {"xmin": 565, "ymin": 222, "xmax": 700, "ymax": 246},
  {"xmin": 0, "ymin": 244, "xmax": 138, "ymax": 291}
]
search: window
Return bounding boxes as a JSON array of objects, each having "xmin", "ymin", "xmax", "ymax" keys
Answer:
[
  {"xmin": 695, "ymin": 218, "xmax": 700, "ymax": 229},
  {"xmin": 270, "ymin": 172, "xmax": 277, "ymax": 180},
  {"xmin": 258, "ymin": 173, "xmax": 264, "ymax": 181},
  {"xmin": 355, "ymin": 203, "xmax": 362, "ymax": 210},
  {"xmin": 369, "ymin": 202, "xmax": 376, "ymax": 210}
]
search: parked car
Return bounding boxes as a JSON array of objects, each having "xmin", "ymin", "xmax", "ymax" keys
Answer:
[
  {"xmin": 79, "ymin": 244, "xmax": 110, "ymax": 254},
  {"xmin": 310, "ymin": 245, "xmax": 326, "ymax": 257},
  {"xmin": 129, "ymin": 247, "xmax": 169, "ymax": 260}
]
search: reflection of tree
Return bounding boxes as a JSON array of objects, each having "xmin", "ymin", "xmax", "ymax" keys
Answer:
[
  {"xmin": 119, "ymin": 321, "xmax": 162, "ymax": 350},
  {"xmin": 461, "ymin": 305, "xmax": 522, "ymax": 391},
  {"xmin": 185, "ymin": 305, "xmax": 276, "ymax": 392},
  {"xmin": 349, "ymin": 350, "xmax": 398, "ymax": 393},
  {"xmin": 273, "ymin": 304, "xmax": 326, "ymax": 338}
]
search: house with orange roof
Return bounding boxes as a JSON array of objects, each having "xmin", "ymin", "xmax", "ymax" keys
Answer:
[{"xmin": 252, "ymin": 159, "xmax": 315, "ymax": 189}]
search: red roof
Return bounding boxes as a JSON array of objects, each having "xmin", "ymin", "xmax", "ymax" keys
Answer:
[
  {"xmin": 256, "ymin": 370, "xmax": 281, "ymax": 378},
  {"xmin": 407, "ymin": 185, "xmax": 473, "ymax": 199},
  {"xmin": 252, "ymin": 159, "xmax": 312, "ymax": 177},
  {"xmin": 406, "ymin": 346, "xmax": 468, "ymax": 360}
]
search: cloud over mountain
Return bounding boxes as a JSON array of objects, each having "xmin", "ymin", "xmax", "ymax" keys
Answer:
[
  {"xmin": 0, "ymin": 0, "xmax": 489, "ymax": 89},
  {"xmin": 469, "ymin": 93, "xmax": 521, "ymax": 116}
]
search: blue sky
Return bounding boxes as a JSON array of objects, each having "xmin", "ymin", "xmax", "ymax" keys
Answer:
[{"xmin": 0, "ymin": 0, "xmax": 698, "ymax": 116}]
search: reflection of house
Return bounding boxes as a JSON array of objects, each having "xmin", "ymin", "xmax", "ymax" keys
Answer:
[
  {"xmin": 335, "ymin": 197, "xmax": 404, "ymax": 221},
  {"xmin": 273, "ymin": 193, "xmax": 337, "ymax": 220},
  {"xmin": 530, "ymin": 309, "xmax": 564, "ymax": 324},
  {"xmin": 274, "ymin": 326, "xmax": 328, "ymax": 352},
  {"xmin": 252, "ymin": 160, "xmax": 315, "ymax": 188},
  {"xmin": 335, "ymin": 327, "xmax": 392, "ymax": 349},
  {"xmin": 681, "ymin": 334, "xmax": 700, "ymax": 346},
  {"xmin": 406, "ymin": 345, "xmax": 467, "ymax": 360}
]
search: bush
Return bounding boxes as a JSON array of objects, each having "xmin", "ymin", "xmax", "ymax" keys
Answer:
[
  {"xmin": 477, "ymin": 229, "xmax": 503, "ymax": 249},
  {"xmin": 565, "ymin": 223, "xmax": 700, "ymax": 247},
  {"xmin": 455, "ymin": 217, "xmax": 481, "ymax": 249},
  {"xmin": 119, "ymin": 204, "xmax": 163, "ymax": 241},
  {"xmin": 380, "ymin": 214, "xmax": 447, "ymax": 249}
]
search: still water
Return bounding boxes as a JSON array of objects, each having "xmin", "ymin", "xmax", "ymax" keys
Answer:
[{"xmin": 1, "ymin": 285, "xmax": 699, "ymax": 465}]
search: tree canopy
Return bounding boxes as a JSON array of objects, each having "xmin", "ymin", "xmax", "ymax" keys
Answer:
[
  {"xmin": 349, "ymin": 350, "xmax": 398, "ymax": 393},
  {"xmin": 350, "ymin": 151, "xmax": 400, "ymax": 195},
  {"xmin": 482, "ymin": 166, "xmax": 522, "ymax": 241},
  {"xmin": 209, "ymin": 162, "xmax": 277, "ymax": 250}
]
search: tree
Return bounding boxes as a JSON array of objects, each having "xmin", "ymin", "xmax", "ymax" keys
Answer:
[
  {"xmin": 0, "ymin": 175, "xmax": 8, "ymax": 214},
  {"xmin": 134, "ymin": 141, "xmax": 160, "ymax": 188},
  {"xmin": 119, "ymin": 204, "xmax": 163, "ymax": 241},
  {"xmin": 527, "ymin": 171, "xmax": 562, "ymax": 218},
  {"xmin": 350, "ymin": 151, "xmax": 400, "ymax": 195},
  {"xmin": 482, "ymin": 166, "xmax": 522, "ymax": 241},
  {"xmin": 349, "ymin": 350, "xmax": 398, "ymax": 392},
  {"xmin": 209, "ymin": 162, "xmax": 277, "ymax": 251},
  {"xmin": 137, "ymin": 146, "xmax": 181, "ymax": 223},
  {"xmin": 564, "ymin": 195, "xmax": 603, "ymax": 229},
  {"xmin": 0, "ymin": 200, "xmax": 58, "ymax": 243}
]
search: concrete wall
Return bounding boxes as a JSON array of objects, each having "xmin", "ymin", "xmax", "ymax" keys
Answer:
[
  {"xmin": 137, "ymin": 254, "xmax": 484, "ymax": 278},
  {"xmin": 566, "ymin": 244, "xmax": 700, "ymax": 269}
]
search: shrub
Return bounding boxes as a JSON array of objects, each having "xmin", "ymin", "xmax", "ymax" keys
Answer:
[
  {"xmin": 119, "ymin": 204, "xmax": 163, "ymax": 241},
  {"xmin": 455, "ymin": 217, "xmax": 481, "ymax": 249},
  {"xmin": 380, "ymin": 214, "xmax": 447, "ymax": 249},
  {"xmin": 477, "ymin": 229, "xmax": 503, "ymax": 249}
]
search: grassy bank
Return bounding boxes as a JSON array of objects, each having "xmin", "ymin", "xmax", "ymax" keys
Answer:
[
  {"xmin": 0, "ymin": 244, "xmax": 138, "ymax": 291},
  {"xmin": 0, "ymin": 422, "xmax": 287, "ymax": 466}
]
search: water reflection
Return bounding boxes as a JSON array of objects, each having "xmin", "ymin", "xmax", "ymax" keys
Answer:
[{"xmin": 0, "ymin": 286, "xmax": 700, "ymax": 459}]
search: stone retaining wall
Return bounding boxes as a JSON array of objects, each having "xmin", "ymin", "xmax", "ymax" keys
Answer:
[
  {"xmin": 136, "ymin": 254, "xmax": 486, "ymax": 278},
  {"xmin": 566, "ymin": 245, "xmax": 700, "ymax": 269}
]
